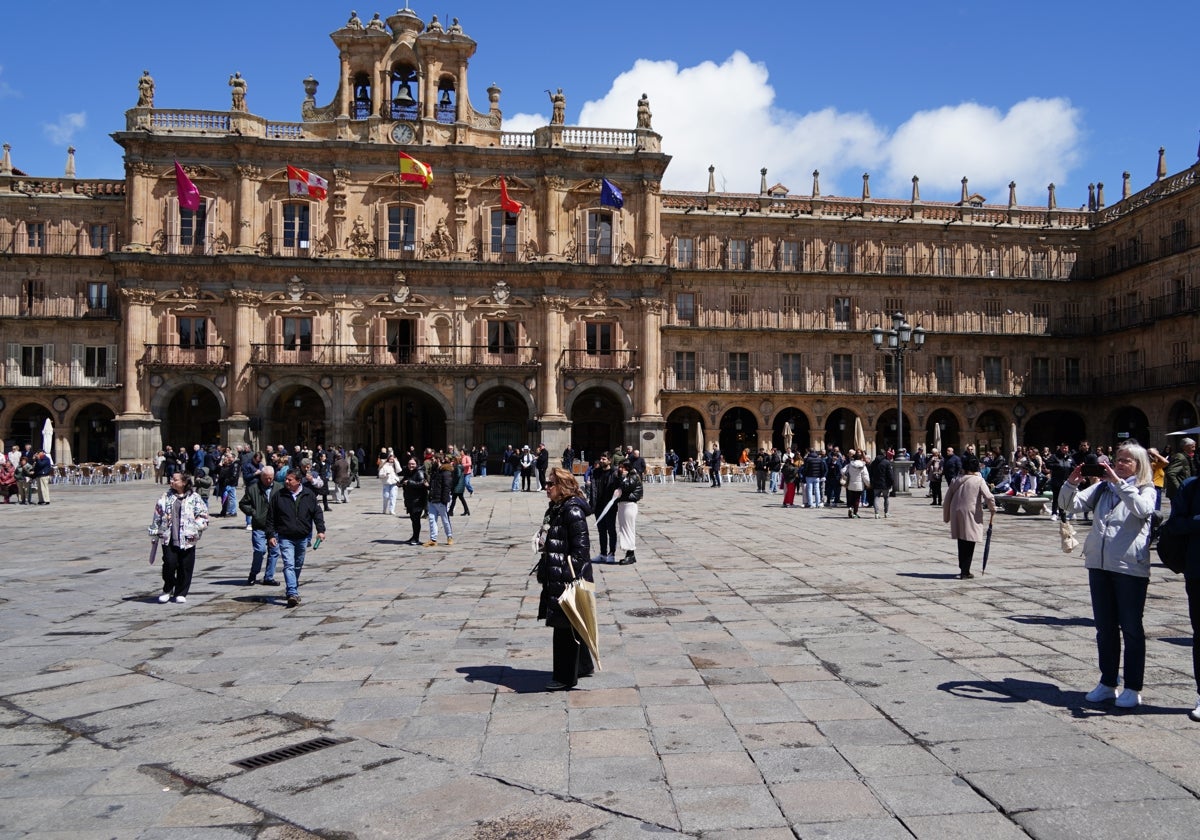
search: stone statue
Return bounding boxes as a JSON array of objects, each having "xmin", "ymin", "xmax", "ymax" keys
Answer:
[
  {"xmin": 548, "ymin": 88, "xmax": 565, "ymax": 125},
  {"xmin": 228, "ymin": 72, "xmax": 247, "ymax": 112},
  {"xmin": 346, "ymin": 10, "xmax": 363, "ymax": 29},
  {"xmin": 137, "ymin": 70, "xmax": 155, "ymax": 108},
  {"xmin": 636, "ymin": 93, "xmax": 652, "ymax": 129},
  {"xmin": 366, "ymin": 13, "xmax": 385, "ymax": 31},
  {"xmin": 448, "ymin": 17, "xmax": 463, "ymax": 34},
  {"xmin": 426, "ymin": 217, "xmax": 455, "ymax": 259},
  {"xmin": 428, "ymin": 14, "xmax": 444, "ymax": 33}
]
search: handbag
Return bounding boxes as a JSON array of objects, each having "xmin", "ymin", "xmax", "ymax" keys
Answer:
[{"xmin": 840, "ymin": 474, "xmax": 847, "ymax": 487}]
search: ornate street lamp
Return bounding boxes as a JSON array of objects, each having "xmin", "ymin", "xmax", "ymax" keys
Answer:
[{"xmin": 871, "ymin": 312, "xmax": 926, "ymax": 454}]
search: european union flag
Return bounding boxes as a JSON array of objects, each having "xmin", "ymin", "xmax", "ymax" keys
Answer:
[{"xmin": 600, "ymin": 178, "xmax": 624, "ymax": 209}]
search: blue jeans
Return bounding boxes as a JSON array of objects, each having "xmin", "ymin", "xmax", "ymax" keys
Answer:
[
  {"xmin": 511, "ymin": 473, "xmax": 520, "ymax": 492},
  {"xmin": 279, "ymin": 537, "xmax": 308, "ymax": 597},
  {"xmin": 250, "ymin": 528, "xmax": 280, "ymax": 581},
  {"xmin": 769, "ymin": 471, "xmax": 780, "ymax": 493},
  {"xmin": 428, "ymin": 502, "xmax": 452, "ymax": 541},
  {"xmin": 805, "ymin": 477, "xmax": 822, "ymax": 507},
  {"xmin": 1088, "ymin": 568, "xmax": 1148, "ymax": 691}
]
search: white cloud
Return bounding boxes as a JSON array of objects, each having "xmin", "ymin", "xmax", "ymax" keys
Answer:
[
  {"xmin": 43, "ymin": 111, "xmax": 86, "ymax": 146},
  {"xmin": 504, "ymin": 53, "xmax": 1083, "ymax": 202}
]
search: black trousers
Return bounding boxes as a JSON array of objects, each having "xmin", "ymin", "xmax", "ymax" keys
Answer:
[
  {"xmin": 407, "ymin": 511, "xmax": 423, "ymax": 541},
  {"xmin": 449, "ymin": 491, "xmax": 469, "ymax": 515},
  {"xmin": 596, "ymin": 511, "xmax": 616, "ymax": 556},
  {"xmin": 956, "ymin": 539, "xmax": 976, "ymax": 575},
  {"xmin": 1187, "ymin": 576, "xmax": 1200, "ymax": 695},
  {"xmin": 161, "ymin": 543, "xmax": 196, "ymax": 597},
  {"xmin": 552, "ymin": 625, "xmax": 593, "ymax": 686},
  {"xmin": 930, "ymin": 478, "xmax": 943, "ymax": 505}
]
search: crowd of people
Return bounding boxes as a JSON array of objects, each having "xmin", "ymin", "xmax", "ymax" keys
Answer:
[{"xmin": 0, "ymin": 442, "xmax": 56, "ymax": 506}]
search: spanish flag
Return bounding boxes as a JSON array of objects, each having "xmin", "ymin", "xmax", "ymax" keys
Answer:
[{"xmin": 399, "ymin": 151, "xmax": 433, "ymax": 190}]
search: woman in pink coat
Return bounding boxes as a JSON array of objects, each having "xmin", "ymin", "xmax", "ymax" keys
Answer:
[{"xmin": 943, "ymin": 454, "xmax": 996, "ymax": 579}]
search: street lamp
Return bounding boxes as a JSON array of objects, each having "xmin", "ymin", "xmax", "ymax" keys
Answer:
[{"xmin": 871, "ymin": 312, "xmax": 926, "ymax": 453}]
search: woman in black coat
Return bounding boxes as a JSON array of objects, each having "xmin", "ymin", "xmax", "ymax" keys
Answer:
[
  {"xmin": 537, "ymin": 467, "xmax": 595, "ymax": 691},
  {"xmin": 399, "ymin": 457, "xmax": 428, "ymax": 545}
]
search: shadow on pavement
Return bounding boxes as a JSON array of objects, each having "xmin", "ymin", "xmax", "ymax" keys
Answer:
[
  {"xmin": 896, "ymin": 572, "xmax": 960, "ymax": 580},
  {"xmin": 939, "ymin": 677, "xmax": 1180, "ymax": 717},
  {"xmin": 1008, "ymin": 614, "xmax": 1094, "ymax": 627},
  {"xmin": 457, "ymin": 664, "xmax": 550, "ymax": 694}
]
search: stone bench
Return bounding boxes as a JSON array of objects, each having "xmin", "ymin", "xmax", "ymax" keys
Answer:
[{"xmin": 993, "ymin": 494, "xmax": 1050, "ymax": 515}]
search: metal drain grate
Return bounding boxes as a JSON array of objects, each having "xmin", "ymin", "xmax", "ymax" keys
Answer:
[
  {"xmin": 625, "ymin": 607, "xmax": 682, "ymax": 618},
  {"xmin": 232, "ymin": 736, "xmax": 345, "ymax": 770}
]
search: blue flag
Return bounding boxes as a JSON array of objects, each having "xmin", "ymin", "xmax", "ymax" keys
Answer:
[{"xmin": 600, "ymin": 178, "xmax": 624, "ymax": 209}]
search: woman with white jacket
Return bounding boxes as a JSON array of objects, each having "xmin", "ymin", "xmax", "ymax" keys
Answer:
[
  {"xmin": 1058, "ymin": 442, "xmax": 1157, "ymax": 709},
  {"xmin": 843, "ymin": 450, "xmax": 869, "ymax": 519}
]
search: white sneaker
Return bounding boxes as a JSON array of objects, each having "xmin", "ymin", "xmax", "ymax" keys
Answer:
[
  {"xmin": 174, "ymin": 595, "xmax": 187, "ymax": 604},
  {"xmin": 1190, "ymin": 697, "xmax": 1200, "ymax": 722},
  {"xmin": 1085, "ymin": 682, "xmax": 1118, "ymax": 703},
  {"xmin": 245, "ymin": 524, "xmax": 253, "ymax": 531},
  {"xmin": 1115, "ymin": 688, "xmax": 1140, "ymax": 708},
  {"xmin": 157, "ymin": 592, "xmax": 171, "ymax": 603}
]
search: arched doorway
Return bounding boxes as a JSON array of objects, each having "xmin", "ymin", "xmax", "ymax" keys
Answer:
[
  {"xmin": 361, "ymin": 388, "xmax": 448, "ymax": 457},
  {"xmin": 7, "ymin": 402, "xmax": 52, "ymax": 454},
  {"xmin": 1110, "ymin": 406, "xmax": 1149, "ymax": 447},
  {"xmin": 973, "ymin": 410, "xmax": 1007, "ymax": 454},
  {"xmin": 823, "ymin": 408, "xmax": 854, "ymax": 454},
  {"xmin": 570, "ymin": 388, "xmax": 624, "ymax": 464},
  {"xmin": 875, "ymin": 408, "xmax": 915, "ymax": 454},
  {"xmin": 719, "ymin": 407, "xmax": 757, "ymax": 462},
  {"xmin": 926, "ymin": 409, "xmax": 959, "ymax": 454},
  {"xmin": 1167, "ymin": 400, "xmax": 1197, "ymax": 433},
  {"xmin": 666, "ymin": 407, "xmax": 705, "ymax": 462},
  {"xmin": 162, "ymin": 385, "xmax": 221, "ymax": 448},
  {"xmin": 1024, "ymin": 410, "xmax": 1085, "ymax": 450},
  {"xmin": 268, "ymin": 385, "xmax": 327, "ymax": 449},
  {"xmin": 73, "ymin": 403, "xmax": 117, "ymax": 464},
  {"xmin": 775, "ymin": 407, "xmax": 811, "ymax": 453},
  {"xmin": 474, "ymin": 387, "xmax": 529, "ymax": 472}
]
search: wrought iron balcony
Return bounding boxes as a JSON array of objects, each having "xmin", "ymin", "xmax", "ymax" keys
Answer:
[
  {"xmin": 558, "ymin": 349, "xmax": 638, "ymax": 373},
  {"xmin": 249, "ymin": 343, "xmax": 540, "ymax": 369},
  {"xmin": 140, "ymin": 344, "xmax": 230, "ymax": 369},
  {"xmin": 0, "ymin": 362, "xmax": 120, "ymax": 389},
  {"xmin": 0, "ymin": 230, "xmax": 122, "ymax": 256}
]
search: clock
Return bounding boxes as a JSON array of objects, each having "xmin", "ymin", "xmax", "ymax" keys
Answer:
[{"xmin": 391, "ymin": 123, "xmax": 415, "ymax": 144}]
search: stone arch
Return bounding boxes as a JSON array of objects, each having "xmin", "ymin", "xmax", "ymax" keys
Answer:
[
  {"xmin": 149, "ymin": 374, "xmax": 228, "ymax": 419},
  {"xmin": 345, "ymin": 378, "xmax": 454, "ymax": 421},
  {"xmin": 1108, "ymin": 405, "xmax": 1150, "ymax": 447},
  {"xmin": 257, "ymin": 375, "xmax": 333, "ymax": 419},
  {"xmin": 462, "ymin": 376, "xmax": 536, "ymax": 418},
  {"xmin": 69, "ymin": 402, "xmax": 118, "ymax": 464},
  {"xmin": 562, "ymin": 377, "xmax": 634, "ymax": 417}
]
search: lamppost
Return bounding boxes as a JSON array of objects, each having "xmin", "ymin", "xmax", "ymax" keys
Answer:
[{"xmin": 871, "ymin": 312, "xmax": 926, "ymax": 454}]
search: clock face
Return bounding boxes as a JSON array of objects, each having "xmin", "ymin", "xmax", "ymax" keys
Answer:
[{"xmin": 391, "ymin": 123, "xmax": 415, "ymax": 144}]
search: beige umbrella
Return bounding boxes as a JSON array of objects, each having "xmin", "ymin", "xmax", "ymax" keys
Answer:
[
  {"xmin": 695, "ymin": 421, "xmax": 704, "ymax": 462},
  {"xmin": 1059, "ymin": 520, "xmax": 1079, "ymax": 554},
  {"xmin": 934, "ymin": 422, "xmax": 943, "ymax": 454},
  {"xmin": 782, "ymin": 421, "xmax": 794, "ymax": 453},
  {"xmin": 853, "ymin": 416, "xmax": 867, "ymax": 454},
  {"xmin": 558, "ymin": 577, "xmax": 601, "ymax": 669},
  {"xmin": 1009, "ymin": 422, "xmax": 1019, "ymax": 462}
]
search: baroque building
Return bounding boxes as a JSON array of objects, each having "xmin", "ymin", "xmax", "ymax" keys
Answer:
[{"xmin": 1, "ymin": 9, "xmax": 1197, "ymax": 468}]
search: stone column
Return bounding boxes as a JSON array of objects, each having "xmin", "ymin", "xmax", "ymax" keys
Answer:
[
  {"xmin": 641, "ymin": 178, "xmax": 661, "ymax": 263},
  {"xmin": 124, "ymin": 161, "xmax": 155, "ymax": 252},
  {"xmin": 537, "ymin": 294, "xmax": 570, "ymax": 453},
  {"xmin": 115, "ymin": 286, "xmax": 160, "ymax": 458},
  {"xmin": 233, "ymin": 163, "xmax": 260, "ymax": 254},
  {"xmin": 626, "ymin": 298, "xmax": 665, "ymax": 460},
  {"xmin": 227, "ymin": 289, "xmax": 261, "ymax": 417},
  {"xmin": 544, "ymin": 176, "xmax": 566, "ymax": 259}
]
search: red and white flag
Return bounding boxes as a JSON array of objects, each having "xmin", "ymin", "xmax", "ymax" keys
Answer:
[{"xmin": 287, "ymin": 165, "xmax": 328, "ymax": 200}]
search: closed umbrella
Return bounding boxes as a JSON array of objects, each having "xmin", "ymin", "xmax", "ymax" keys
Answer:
[
  {"xmin": 782, "ymin": 421, "xmax": 794, "ymax": 453},
  {"xmin": 934, "ymin": 422, "xmax": 943, "ymax": 455},
  {"xmin": 695, "ymin": 422, "xmax": 704, "ymax": 463},
  {"xmin": 853, "ymin": 416, "xmax": 867, "ymax": 454},
  {"xmin": 558, "ymin": 567, "xmax": 601, "ymax": 669},
  {"xmin": 41, "ymin": 418, "xmax": 53, "ymax": 462},
  {"xmin": 1009, "ymin": 422, "xmax": 1019, "ymax": 463},
  {"xmin": 980, "ymin": 512, "xmax": 995, "ymax": 574}
]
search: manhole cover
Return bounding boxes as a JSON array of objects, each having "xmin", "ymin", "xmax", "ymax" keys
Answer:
[{"xmin": 625, "ymin": 607, "xmax": 682, "ymax": 618}]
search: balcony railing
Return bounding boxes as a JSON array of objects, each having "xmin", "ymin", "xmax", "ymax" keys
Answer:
[
  {"xmin": 0, "ymin": 363, "xmax": 119, "ymax": 388},
  {"xmin": 140, "ymin": 344, "xmax": 230, "ymax": 368},
  {"xmin": 249, "ymin": 343, "xmax": 539, "ymax": 368},
  {"xmin": 0, "ymin": 230, "xmax": 122, "ymax": 255},
  {"xmin": 0, "ymin": 296, "xmax": 119, "ymax": 319},
  {"xmin": 667, "ymin": 247, "xmax": 1076, "ymax": 279},
  {"xmin": 151, "ymin": 234, "xmax": 224, "ymax": 256},
  {"xmin": 559, "ymin": 349, "xmax": 638, "ymax": 372}
]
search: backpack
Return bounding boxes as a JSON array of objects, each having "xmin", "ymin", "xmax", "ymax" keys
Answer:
[{"xmin": 1158, "ymin": 477, "xmax": 1197, "ymax": 574}]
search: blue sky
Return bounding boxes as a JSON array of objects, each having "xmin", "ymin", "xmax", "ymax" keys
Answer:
[{"xmin": 1, "ymin": 1, "xmax": 1195, "ymax": 205}]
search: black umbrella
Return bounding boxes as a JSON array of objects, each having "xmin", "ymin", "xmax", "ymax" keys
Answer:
[{"xmin": 981, "ymin": 513, "xmax": 995, "ymax": 574}]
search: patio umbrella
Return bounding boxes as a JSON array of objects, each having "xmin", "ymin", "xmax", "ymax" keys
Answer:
[
  {"xmin": 980, "ymin": 512, "xmax": 995, "ymax": 574},
  {"xmin": 558, "ymin": 577, "xmax": 601, "ymax": 669},
  {"xmin": 695, "ymin": 422, "xmax": 704, "ymax": 462},
  {"xmin": 934, "ymin": 422, "xmax": 943, "ymax": 455},
  {"xmin": 41, "ymin": 418, "xmax": 53, "ymax": 461},
  {"xmin": 1009, "ymin": 422, "xmax": 1019, "ymax": 462},
  {"xmin": 1168, "ymin": 426, "xmax": 1200, "ymax": 437},
  {"xmin": 853, "ymin": 416, "xmax": 867, "ymax": 454}
]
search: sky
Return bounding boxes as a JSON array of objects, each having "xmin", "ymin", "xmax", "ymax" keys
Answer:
[{"xmin": 1, "ymin": 1, "xmax": 1196, "ymax": 206}]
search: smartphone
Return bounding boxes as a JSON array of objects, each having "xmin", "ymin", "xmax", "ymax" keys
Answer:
[{"xmin": 1080, "ymin": 463, "xmax": 1106, "ymax": 478}]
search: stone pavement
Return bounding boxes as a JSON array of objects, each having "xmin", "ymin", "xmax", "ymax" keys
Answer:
[{"xmin": 1, "ymin": 475, "xmax": 1199, "ymax": 839}]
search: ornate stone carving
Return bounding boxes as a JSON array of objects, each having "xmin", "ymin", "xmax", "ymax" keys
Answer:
[
  {"xmin": 228, "ymin": 72, "xmax": 247, "ymax": 112},
  {"xmin": 120, "ymin": 287, "xmax": 158, "ymax": 305},
  {"xmin": 636, "ymin": 93, "xmax": 652, "ymax": 129},
  {"xmin": 137, "ymin": 70, "xmax": 155, "ymax": 108},
  {"xmin": 546, "ymin": 175, "xmax": 566, "ymax": 191},
  {"xmin": 425, "ymin": 217, "xmax": 455, "ymax": 260},
  {"xmin": 286, "ymin": 275, "xmax": 304, "ymax": 301},
  {"xmin": 522, "ymin": 239, "xmax": 540, "ymax": 262},
  {"xmin": 589, "ymin": 282, "xmax": 609, "ymax": 305},
  {"xmin": 347, "ymin": 216, "xmax": 375, "ymax": 258},
  {"xmin": 391, "ymin": 272, "xmax": 411, "ymax": 304},
  {"xmin": 492, "ymin": 281, "xmax": 511, "ymax": 304}
]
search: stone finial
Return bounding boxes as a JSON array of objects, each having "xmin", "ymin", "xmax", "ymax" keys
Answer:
[
  {"xmin": 1157, "ymin": 146, "xmax": 1166, "ymax": 180},
  {"xmin": 861, "ymin": 173, "xmax": 870, "ymax": 200},
  {"xmin": 1097, "ymin": 182, "xmax": 1105, "ymax": 209},
  {"xmin": 1087, "ymin": 183, "xmax": 1096, "ymax": 211},
  {"xmin": 707, "ymin": 165, "xmax": 715, "ymax": 194},
  {"xmin": 1047, "ymin": 183, "xmax": 1057, "ymax": 210},
  {"xmin": 487, "ymin": 83, "xmax": 501, "ymax": 112},
  {"xmin": 1, "ymin": 143, "xmax": 12, "ymax": 176},
  {"xmin": 1122, "ymin": 171, "xmax": 1131, "ymax": 199},
  {"xmin": 760, "ymin": 167, "xmax": 768, "ymax": 195},
  {"xmin": 960, "ymin": 177, "xmax": 969, "ymax": 203},
  {"xmin": 911, "ymin": 175, "xmax": 920, "ymax": 203},
  {"xmin": 1008, "ymin": 181, "xmax": 1017, "ymax": 208},
  {"xmin": 65, "ymin": 147, "xmax": 76, "ymax": 179},
  {"xmin": 811, "ymin": 170, "xmax": 821, "ymax": 198}
]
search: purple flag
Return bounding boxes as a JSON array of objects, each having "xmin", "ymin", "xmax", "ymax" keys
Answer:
[{"xmin": 174, "ymin": 160, "xmax": 201, "ymax": 211}]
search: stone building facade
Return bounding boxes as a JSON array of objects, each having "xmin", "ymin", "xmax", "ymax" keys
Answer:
[{"xmin": 1, "ymin": 9, "xmax": 1197, "ymax": 467}]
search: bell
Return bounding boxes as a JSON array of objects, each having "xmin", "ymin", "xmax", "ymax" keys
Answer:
[
  {"xmin": 439, "ymin": 89, "xmax": 452, "ymax": 107},
  {"xmin": 354, "ymin": 85, "xmax": 370, "ymax": 105},
  {"xmin": 392, "ymin": 82, "xmax": 414, "ymax": 108}
]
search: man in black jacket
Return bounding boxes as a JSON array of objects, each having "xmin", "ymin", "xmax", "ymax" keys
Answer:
[
  {"xmin": 239, "ymin": 466, "xmax": 280, "ymax": 586},
  {"xmin": 267, "ymin": 470, "xmax": 326, "ymax": 607},
  {"xmin": 868, "ymin": 452, "xmax": 895, "ymax": 518},
  {"xmin": 399, "ymin": 457, "xmax": 428, "ymax": 545},
  {"xmin": 587, "ymin": 453, "xmax": 619, "ymax": 563}
]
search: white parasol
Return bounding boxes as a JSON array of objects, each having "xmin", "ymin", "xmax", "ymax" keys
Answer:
[
  {"xmin": 853, "ymin": 416, "xmax": 867, "ymax": 454},
  {"xmin": 782, "ymin": 421, "xmax": 794, "ymax": 453},
  {"xmin": 695, "ymin": 421, "xmax": 704, "ymax": 462},
  {"xmin": 933, "ymin": 421, "xmax": 943, "ymax": 455},
  {"xmin": 41, "ymin": 418, "xmax": 53, "ymax": 462},
  {"xmin": 1009, "ymin": 422, "xmax": 1019, "ymax": 462}
]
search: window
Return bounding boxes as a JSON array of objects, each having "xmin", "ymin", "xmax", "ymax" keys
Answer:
[
  {"xmin": 727, "ymin": 239, "xmax": 748, "ymax": 269},
  {"xmin": 283, "ymin": 317, "xmax": 312, "ymax": 352},
  {"xmin": 1065, "ymin": 357, "xmax": 1081, "ymax": 386},
  {"xmin": 1171, "ymin": 341, "xmax": 1189, "ymax": 366},
  {"xmin": 1124, "ymin": 350, "xmax": 1141, "ymax": 374},
  {"xmin": 728, "ymin": 352, "xmax": 750, "ymax": 382},
  {"xmin": 1032, "ymin": 301, "xmax": 1050, "ymax": 319},
  {"xmin": 177, "ymin": 317, "xmax": 207, "ymax": 349},
  {"xmin": 779, "ymin": 240, "xmax": 799, "ymax": 270},
  {"xmin": 937, "ymin": 246, "xmax": 954, "ymax": 275},
  {"xmin": 984, "ymin": 299, "xmax": 1002, "ymax": 318},
  {"xmin": 782, "ymin": 294, "xmax": 802, "ymax": 312},
  {"xmin": 1063, "ymin": 301, "xmax": 1081, "ymax": 321},
  {"xmin": 884, "ymin": 298, "xmax": 904, "ymax": 317},
  {"xmin": 84, "ymin": 346, "xmax": 108, "ymax": 378},
  {"xmin": 730, "ymin": 293, "xmax": 749, "ymax": 316},
  {"xmin": 487, "ymin": 320, "xmax": 517, "ymax": 354},
  {"xmin": 935, "ymin": 298, "xmax": 953, "ymax": 318},
  {"xmin": 491, "ymin": 209, "xmax": 517, "ymax": 255},
  {"xmin": 89, "ymin": 224, "xmax": 110, "ymax": 250},
  {"xmin": 1031, "ymin": 357, "xmax": 1051, "ymax": 388},
  {"xmin": 883, "ymin": 355, "xmax": 898, "ymax": 386},
  {"xmin": 26, "ymin": 222, "xmax": 45, "ymax": 250},
  {"xmin": 983, "ymin": 356, "xmax": 1003, "ymax": 391},
  {"xmin": 388, "ymin": 205, "xmax": 416, "ymax": 253},
  {"xmin": 1172, "ymin": 277, "xmax": 1187, "ymax": 308},
  {"xmin": 586, "ymin": 322, "xmax": 613, "ymax": 356},
  {"xmin": 830, "ymin": 242, "xmax": 850, "ymax": 272},
  {"xmin": 23, "ymin": 278, "xmax": 45, "ymax": 311},
  {"xmin": 833, "ymin": 297, "xmax": 851, "ymax": 327},
  {"xmin": 935, "ymin": 356, "xmax": 954, "ymax": 391},
  {"xmin": 885, "ymin": 245, "xmax": 904, "ymax": 273},
  {"xmin": 982, "ymin": 248, "xmax": 1000, "ymax": 277},
  {"xmin": 20, "ymin": 345, "xmax": 45, "ymax": 378},
  {"xmin": 86, "ymin": 282, "xmax": 109, "ymax": 314},
  {"xmin": 180, "ymin": 199, "xmax": 207, "ymax": 247},
  {"xmin": 780, "ymin": 353, "xmax": 803, "ymax": 388},
  {"xmin": 831, "ymin": 354, "xmax": 853, "ymax": 388},
  {"xmin": 1030, "ymin": 251, "xmax": 1048, "ymax": 278},
  {"xmin": 386, "ymin": 319, "xmax": 415, "ymax": 362},
  {"xmin": 1170, "ymin": 219, "xmax": 1188, "ymax": 254},
  {"xmin": 674, "ymin": 351, "xmax": 695, "ymax": 383},
  {"xmin": 587, "ymin": 211, "xmax": 612, "ymax": 262},
  {"xmin": 675, "ymin": 292, "xmax": 695, "ymax": 324},
  {"xmin": 675, "ymin": 237, "xmax": 694, "ymax": 268},
  {"xmin": 282, "ymin": 202, "xmax": 310, "ymax": 249}
]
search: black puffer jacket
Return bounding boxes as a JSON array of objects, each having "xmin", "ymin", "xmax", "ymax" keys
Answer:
[
  {"xmin": 401, "ymin": 466, "xmax": 428, "ymax": 514},
  {"xmin": 616, "ymin": 471, "xmax": 643, "ymax": 504},
  {"xmin": 428, "ymin": 463, "xmax": 454, "ymax": 505},
  {"xmin": 537, "ymin": 496, "xmax": 594, "ymax": 628}
]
